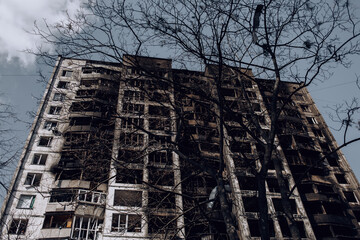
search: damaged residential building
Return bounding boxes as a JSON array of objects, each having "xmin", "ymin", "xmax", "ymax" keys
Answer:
[{"xmin": 1, "ymin": 55, "xmax": 360, "ymax": 239}]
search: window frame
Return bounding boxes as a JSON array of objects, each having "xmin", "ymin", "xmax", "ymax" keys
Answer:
[
  {"xmin": 53, "ymin": 93, "xmax": 66, "ymax": 101},
  {"xmin": 48, "ymin": 106, "xmax": 62, "ymax": 115},
  {"xmin": 24, "ymin": 173, "xmax": 42, "ymax": 186},
  {"xmin": 111, "ymin": 213, "xmax": 141, "ymax": 233},
  {"xmin": 32, "ymin": 153, "xmax": 47, "ymax": 165},
  {"xmin": 8, "ymin": 219, "xmax": 28, "ymax": 235},
  {"xmin": 38, "ymin": 136, "xmax": 53, "ymax": 147},
  {"xmin": 16, "ymin": 195, "xmax": 36, "ymax": 209}
]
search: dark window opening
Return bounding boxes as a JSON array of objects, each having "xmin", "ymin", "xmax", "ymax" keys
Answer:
[
  {"xmin": 111, "ymin": 213, "xmax": 141, "ymax": 233},
  {"xmin": 148, "ymin": 168, "xmax": 174, "ymax": 186},
  {"xmin": 148, "ymin": 105, "xmax": 170, "ymax": 117},
  {"xmin": 62, "ymin": 70, "xmax": 73, "ymax": 77},
  {"xmin": 344, "ymin": 191, "xmax": 357, "ymax": 203},
  {"xmin": 122, "ymin": 103, "xmax": 144, "ymax": 114},
  {"xmin": 118, "ymin": 150, "xmax": 144, "ymax": 163},
  {"xmin": 148, "ymin": 215, "xmax": 176, "ymax": 234},
  {"xmin": 50, "ymin": 190, "xmax": 75, "ymax": 202},
  {"xmin": 335, "ymin": 174, "xmax": 347, "ymax": 184},
  {"xmin": 114, "ymin": 190, "xmax": 142, "ymax": 207},
  {"xmin": 39, "ymin": 137, "xmax": 52, "ymax": 147},
  {"xmin": 49, "ymin": 106, "xmax": 62, "ymax": 115},
  {"xmin": 238, "ymin": 176, "xmax": 257, "ymax": 191},
  {"xmin": 24, "ymin": 173, "xmax": 42, "ymax": 186},
  {"xmin": 43, "ymin": 214, "xmax": 73, "ymax": 229},
  {"xmin": 231, "ymin": 142, "xmax": 251, "ymax": 154},
  {"xmin": 116, "ymin": 168, "xmax": 143, "ymax": 184},
  {"xmin": 247, "ymin": 219, "xmax": 275, "ymax": 237},
  {"xmin": 149, "ymin": 118, "xmax": 171, "ymax": 131},
  {"xmin": 57, "ymin": 81, "xmax": 68, "ymax": 89},
  {"xmin": 119, "ymin": 133, "xmax": 144, "ymax": 147},
  {"xmin": 242, "ymin": 196, "xmax": 259, "ymax": 212},
  {"xmin": 148, "ymin": 151, "xmax": 172, "ymax": 165},
  {"xmin": 272, "ymin": 198, "xmax": 297, "ymax": 214},
  {"xmin": 9, "ymin": 219, "xmax": 28, "ymax": 235},
  {"xmin": 148, "ymin": 192, "xmax": 176, "ymax": 209}
]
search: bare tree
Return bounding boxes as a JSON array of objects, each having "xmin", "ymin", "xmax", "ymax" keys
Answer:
[{"xmin": 28, "ymin": 0, "xmax": 360, "ymax": 239}]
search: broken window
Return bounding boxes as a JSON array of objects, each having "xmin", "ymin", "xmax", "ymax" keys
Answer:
[
  {"xmin": 38, "ymin": 136, "xmax": 52, "ymax": 147},
  {"xmin": 272, "ymin": 198, "xmax": 297, "ymax": 214},
  {"xmin": 32, "ymin": 154, "xmax": 47, "ymax": 165},
  {"xmin": 353, "ymin": 210, "xmax": 360, "ymax": 222},
  {"xmin": 17, "ymin": 195, "xmax": 35, "ymax": 209},
  {"xmin": 231, "ymin": 142, "xmax": 252, "ymax": 154},
  {"xmin": 44, "ymin": 121, "xmax": 57, "ymax": 130},
  {"xmin": 148, "ymin": 215, "xmax": 176, "ymax": 234},
  {"xmin": 9, "ymin": 219, "xmax": 28, "ymax": 235},
  {"xmin": 313, "ymin": 128, "xmax": 324, "ymax": 138},
  {"xmin": 148, "ymin": 135, "xmax": 171, "ymax": 146},
  {"xmin": 53, "ymin": 93, "xmax": 66, "ymax": 101},
  {"xmin": 148, "ymin": 105, "xmax": 170, "ymax": 117},
  {"xmin": 149, "ymin": 118, "xmax": 171, "ymax": 131},
  {"xmin": 70, "ymin": 117, "xmax": 93, "ymax": 126},
  {"xmin": 119, "ymin": 133, "xmax": 144, "ymax": 147},
  {"xmin": 43, "ymin": 214, "xmax": 73, "ymax": 228},
  {"xmin": 62, "ymin": 70, "xmax": 73, "ymax": 77},
  {"xmin": 123, "ymin": 90, "xmax": 144, "ymax": 101},
  {"xmin": 327, "ymin": 153, "xmax": 339, "ymax": 167},
  {"xmin": 50, "ymin": 190, "xmax": 75, "ymax": 202},
  {"xmin": 148, "ymin": 191, "xmax": 176, "ymax": 209},
  {"xmin": 238, "ymin": 176, "xmax": 257, "ymax": 191},
  {"xmin": 267, "ymin": 178, "xmax": 285, "ymax": 193},
  {"xmin": 220, "ymin": 88, "xmax": 236, "ymax": 97},
  {"xmin": 247, "ymin": 219, "xmax": 275, "ymax": 237},
  {"xmin": 148, "ymin": 168, "xmax": 174, "ymax": 186},
  {"xmin": 200, "ymin": 142, "xmax": 219, "ymax": 153},
  {"xmin": 24, "ymin": 173, "xmax": 41, "ymax": 186},
  {"xmin": 78, "ymin": 190, "xmax": 106, "ymax": 204},
  {"xmin": 344, "ymin": 191, "xmax": 358, "ymax": 203},
  {"xmin": 300, "ymin": 105, "xmax": 311, "ymax": 112},
  {"xmin": 335, "ymin": 174, "xmax": 348, "ymax": 184},
  {"xmin": 278, "ymin": 216, "xmax": 306, "ymax": 238},
  {"xmin": 148, "ymin": 151, "xmax": 172, "ymax": 165},
  {"xmin": 57, "ymin": 81, "xmax": 69, "ymax": 89},
  {"xmin": 122, "ymin": 103, "xmax": 144, "ymax": 114},
  {"xmin": 306, "ymin": 117, "xmax": 318, "ymax": 125},
  {"xmin": 242, "ymin": 196, "xmax": 259, "ymax": 212},
  {"xmin": 116, "ymin": 168, "xmax": 143, "ymax": 184},
  {"xmin": 118, "ymin": 150, "xmax": 144, "ymax": 163},
  {"xmin": 72, "ymin": 217, "xmax": 103, "ymax": 240},
  {"xmin": 111, "ymin": 213, "xmax": 141, "ymax": 233},
  {"xmin": 80, "ymin": 79, "xmax": 99, "ymax": 87},
  {"xmin": 121, "ymin": 117, "xmax": 144, "ymax": 129},
  {"xmin": 114, "ymin": 190, "xmax": 142, "ymax": 207},
  {"xmin": 48, "ymin": 106, "xmax": 62, "ymax": 115},
  {"xmin": 246, "ymin": 91, "xmax": 257, "ymax": 99}
]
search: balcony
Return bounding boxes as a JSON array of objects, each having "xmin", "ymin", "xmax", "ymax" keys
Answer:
[{"xmin": 313, "ymin": 214, "xmax": 353, "ymax": 226}]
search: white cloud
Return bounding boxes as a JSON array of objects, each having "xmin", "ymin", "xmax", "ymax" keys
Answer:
[{"xmin": 0, "ymin": 0, "xmax": 86, "ymax": 66}]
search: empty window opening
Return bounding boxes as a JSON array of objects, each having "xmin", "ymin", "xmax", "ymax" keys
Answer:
[
  {"xmin": 247, "ymin": 219, "xmax": 275, "ymax": 237},
  {"xmin": 17, "ymin": 195, "xmax": 35, "ymax": 209},
  {"xmin": 148, "ymin": 168, "xmax": 174, "ymax": 186},
  {"xmin": 148, "ymin": 215, "xmax": 176, "ymax": 234},
  {"xmin": 317, "ymin": 184, "xmax": 334, "ymax": 194},
  {"xmin": 118, "ymin": 150, "xmax": 144, "ymax": 163},
  {"xmin": 32, "ymin": 154, "xmax": 47, "ymax": 165},
  {"xmin": 148, "ymin": 192, "xmax": 176, "ymax": 209},
  {"xmin": 238, "ymin": 176, "xmax": 257, "ymax": 191},
  {"xmin": 149, "ymin": 135, "xmax": 171, "ymax": 146},
  {"xmin": 231, "ymin": 142, "xmax": 251, "ymax": 154},
  {"xmin": 149, "ymin": 118, "xmax": 171, "ymax": 131},
  {"xmin": 353, "ymin": 210, "xmax": 360, "ymax": 222},
  {"xmin": 48, "ymin": 106, "xmax": 62, "ymax": 115},
  {"xmin": 53, "ymin": 93, "xmax": 66, "ymax": 101},
  {"xmin": 242, "ymin": 196, "xmax": 259, "ymax": 212},
  {"xmin": 116, "ymin": 168, "xmax": 143, "ymax": 184},
  {"xmin": 111, "ymin": 213, "xmax": 141, "ymax": 233},
  {"xmin": 327, "ymin": 154, "xmax": 339, "ymax": 167},
  {"xmin": 267, "ymin": 178, "xmax": 286, "ymax": 193},
  {"xmin": 9, "ymin": 219, "xmax": 28, "ymax": 235},
  {"xmin": 148, "ymin": 105, "xmax": 170, "ymax": 117},
  {"xmin": 272, "ymin": 198, "xmax": 297, "ymax": 214},
  {"xmin": 301, "ymin": 105, "xmax": 311, "ymax": 112},
  {"xmin": 44, "ymin": 121, "xmax": 57, "ymax": 130},
  {"xmin": 43, "ymin": 214, "xmax": 73, "ymax": 228},
  {"xmin": 38, "ymin": 136, "xmax": 52, "ymax": 147},
  {"xmin": 344, "ymin": 191, "xmax": 358, "ymax": 203},
  {"xmin": 57, "ymin": 81, "xmax": 69, "ymax": 89},
  {"xmin": 114, "ymin": 190, "xmax": 142, "ymax": 207},
  {"xmin": 313, "ymin": 128, "xmax": 324, "ymax": 138},
  {"xmin": 62, "ymin": 70, "xmax": 73, "ymax": 77},
  {"xmin": 335, "ymin": 174, "xmax": 348, "ymax": 184},
  {"xmin": 24, "ymin": 173, "xmax": 42, "ymax": 186},
  {"xmin": 50, "ymin": 190, "xmax": 75, "ymax": 202},
  {"xmin": 72, "ymin": 217, "xmax": 103, "ymax": 240}
]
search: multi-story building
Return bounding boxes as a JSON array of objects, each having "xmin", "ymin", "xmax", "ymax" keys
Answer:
[{"xmin": 1, "ymin": 55, "xmax": 360, "ymax": 239}]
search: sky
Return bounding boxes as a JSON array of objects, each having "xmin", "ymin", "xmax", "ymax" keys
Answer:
[{"xmin": 0, "ymin": 0, "xmax": 359, "ymax": 192}]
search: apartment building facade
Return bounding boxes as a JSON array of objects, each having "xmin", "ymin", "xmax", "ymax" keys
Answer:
[{"xmin": 1, "ymin": 55, "xmax": 360, "ymax": 239}]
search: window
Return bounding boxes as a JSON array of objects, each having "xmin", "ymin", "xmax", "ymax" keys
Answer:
[
  {"xmin": 123, "ymin": 90, "xmax": 145, "ymax": 101},
  {"xmin": 9, "ymin": 219, "xmax": 28, "ymax": 235},
  {"xmin": 53, "ymin": 93, "xmax": 66, "ymax": 101},
  {"xmin": 335, "ymin": 174, "xmax": 348, "ymax": 184},
  {"xmin": 111, "ymin": 213, "xmax": 141, "ymax": 232},
  {"xmin": 24, "ymin": 173, "xmax": 42, "ymax": 186},
  {"xmin": 17, "ymin": 195, "xmax": 35, "ymax": 209},
  {"xmin": 121, "ymin": 117, "xmax": 144, "ymax": 129},
  {"xmin": 148, "ymin": 118, "xmax": 170, "ymax": 131},
  {"xmin": 122, "ymin": 103, "xmax": 144, "ymax": 114},
  {"xmin": 72, "ymin": 217, "xmax": 103, "ymax": 240},
  {"xmin": 114, "ymin": 190, "xmax": 142, "ymax": 207},
  {"xmin": 148, "ymin": 151, "xmax": 172, "ymax": 165},
  {"xmin": 32, "ymin": 154, "xmax": 47, "ymax": 165},
  {"xmin": 148, "ymin": 168, "xmax": 174, "ymax": 186},
  {"xmin": 246, "ymin": 91, "xmax": 257, "ymax": 99},
  {"xmin": 38, "ymin": 137, "xmax": 52, "ymax": 147},
  {"xmin": 301, "ymin": 105, "xmax": 311, "ymax": 112},
  {"xmin": 50, "ymin": 190, "xmax": 75, "ymax": 202},
  {"xmin": 344, "ymin": 191, "xmax": 358, "ymax": 203},
  {"xmin": 119, "ymin": 133, "xmax": 144, "ymax": 147},
  {"xmin": 78, "ymin": 190, "xmax": 106, "ymax": 204},
  {"xmin": 62, "ymin": 70, "xmax": 73, "ymax": 77},
  {"xmin": 43, "ymin": 121, "xmax": 57, "ymax": 130},
  {"xmin": 48, "ymin": 106, "xmax": 62, "ymax": 115},
  {"xmin": 313, "ymin": 129, "xmax": 324, "ymax": 138},
  {"xmin": 306, "ymin": 117, "xmax": 318, "ymax": 125},
  {"xmin": 57, "ymin": 81, "xmax": 68, "ymax": 89},
  {"xmin": 116, "ymin": 168, "xmax": 143, "ymax": 184},
  {"xmin": 43, "ymin": 214, "xmax": 73, "ymax": 228},
  {"xmin": 148, "ymin": 192, "xmax": 176, "ymax": 209}
]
